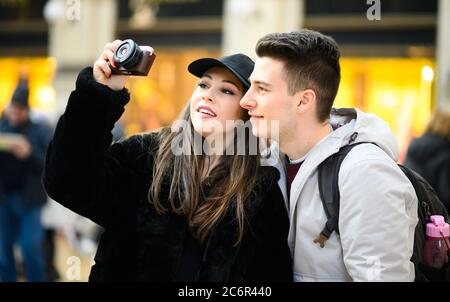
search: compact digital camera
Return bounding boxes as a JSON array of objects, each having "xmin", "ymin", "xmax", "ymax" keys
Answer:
[{"xmin": 110, "ymin": 39, "xmax": 155, "ymax": 76}]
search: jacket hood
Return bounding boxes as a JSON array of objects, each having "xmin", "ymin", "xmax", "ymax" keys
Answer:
[{"xmin": 329, "ymin": 108, "xmax": 400, "ymax": 161}]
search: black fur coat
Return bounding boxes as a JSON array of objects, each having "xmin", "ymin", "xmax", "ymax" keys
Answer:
[{"xmin": 43, "ymin": 67, "xmax": 292, "ymax": 282}]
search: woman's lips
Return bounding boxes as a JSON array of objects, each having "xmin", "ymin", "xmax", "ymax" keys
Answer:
[
  {"xmin": 197, "ymin": 105, "xmax": 217, "ymax": 118},
  {"xmin": 198, "ymin": 111, "xmax": 217, "ymax": 119}
]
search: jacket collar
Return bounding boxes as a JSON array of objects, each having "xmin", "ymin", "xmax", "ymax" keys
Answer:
[{"xmin": 270, "ymin": 121, "xmax": 354, "ymax": 220}]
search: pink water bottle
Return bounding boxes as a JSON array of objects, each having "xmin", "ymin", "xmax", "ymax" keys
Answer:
[{"xmin": 423, "ymin": 215, "xmax": 450, "ymax": 269}]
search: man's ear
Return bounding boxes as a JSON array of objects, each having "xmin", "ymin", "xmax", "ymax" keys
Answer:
[{"xmin": 295, "ymin": 89, "xmax": 316, "ymax": 114}]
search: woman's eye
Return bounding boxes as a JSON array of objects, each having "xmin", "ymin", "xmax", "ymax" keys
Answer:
[
  {"xmin": 222, "ymin": 89, "xmax": 235, "ymax": 95},
  {"xmin": 198, "ymin": 82, "xmax": 208, "ymax": 89}
]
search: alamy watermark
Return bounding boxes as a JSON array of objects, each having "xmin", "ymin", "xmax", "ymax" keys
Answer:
[
  {"xmin": 67, "ymin": 0, "xmax": 81, "ymax": 21},
  {"xmin": 366, "ymin": 0, "xmax": 381, "ymax": 21},
  {"xmin": 170, "ymin": 119, "xmax": 280, "ymax": 167},
  {"xmin": 65, "ymin": 256, "xmax": 81, "ymax": 281}
]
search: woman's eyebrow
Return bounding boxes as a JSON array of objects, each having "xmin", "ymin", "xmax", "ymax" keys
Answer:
[
  {"xmin": 222, "ymin": 79, "xmax": 241, "ymax": 91},
  {"xmin": 202, "ymin": 73, "xmax": 241, "ymax": 91}
]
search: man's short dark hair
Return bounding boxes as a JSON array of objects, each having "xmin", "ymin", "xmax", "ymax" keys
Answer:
[{"xmin": 256, "ymin": 30, "xmax": 341, "ymax": 122}]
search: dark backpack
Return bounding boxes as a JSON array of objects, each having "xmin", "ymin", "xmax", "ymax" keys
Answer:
[{"xmin": 317, "ymin": 141, "xmax": 450, "ymax": 281}]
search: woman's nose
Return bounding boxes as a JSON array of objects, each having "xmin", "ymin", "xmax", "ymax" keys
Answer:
[{"xmin": 201, "ymin": 89, "xmax": 214, "ymax": 103}]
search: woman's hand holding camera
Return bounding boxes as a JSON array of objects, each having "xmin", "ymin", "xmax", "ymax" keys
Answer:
[{"xmin": 93, "ymin": 40, "xmax": 127, "ymax": 91}]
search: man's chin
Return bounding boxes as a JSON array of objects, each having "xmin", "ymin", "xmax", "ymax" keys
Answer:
[{"xmin": 251, "ymin": 127, "xmax": 268, "ymax": 140}]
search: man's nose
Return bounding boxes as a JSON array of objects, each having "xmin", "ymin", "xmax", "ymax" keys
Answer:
[{"xmin": 240, "ymin": 91, "xmax": 256, "ymax": 109}]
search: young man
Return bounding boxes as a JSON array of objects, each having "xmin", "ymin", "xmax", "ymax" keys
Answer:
[{"xmin": 240, "ymin": 30, "xmax": 418, "ymax": 281}]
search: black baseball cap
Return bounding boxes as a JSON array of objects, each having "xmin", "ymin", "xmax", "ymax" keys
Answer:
[{"xmin": 188, "ymin": 53, "xmax": 254, "ymax": 90}]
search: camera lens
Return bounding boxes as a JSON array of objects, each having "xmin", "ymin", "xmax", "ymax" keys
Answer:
[{"xmin": 113, "ymin": 39, "xmax": 143, "ymax": 69}]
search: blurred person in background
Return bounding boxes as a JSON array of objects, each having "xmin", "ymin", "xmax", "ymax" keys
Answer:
[
  {"xmin": 405, "ymin": 108, "xmax": 450, "ymax": 212},
  {"xmin": 0, "ymin": 80, "xmax": 53, "ymax": 282},
  {"xmin": 42, "ymin": 40, "xmax": 292, "ymax": 281}
]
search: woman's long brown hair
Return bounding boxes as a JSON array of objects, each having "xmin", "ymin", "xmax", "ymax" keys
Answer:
[{"xmin": 149, "ymin": 104, "xmax": 262, "ymax": 245}]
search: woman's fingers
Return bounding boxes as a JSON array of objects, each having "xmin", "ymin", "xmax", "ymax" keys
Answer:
[
  {"xmin": 101, "ymin": 49, "xmax": 115, "ymax": 66},
  {"xmin": 94, "ymin": 59, "xmax": 111, "ymax": 79},
  {"xmin": 93, "ymin": 40, "xmax": 127, "ymax": 90},
  {"xmin": 104, "ymin": 40, "xmax": 122, "ymax": 53},
  {"xmin": 104, "ymin": 40, "xmax": 122, "ymax": 51},
  {"xmin": 111, "ymin": 39, "xmax": 123, "ymax": 50},
  {"xmin": 102, "ymin": 40, "xmax": 122, "ymax": 67},
  {"xmin": 99, "ymin": 60, "xmax": 112, "ymax": 78}
]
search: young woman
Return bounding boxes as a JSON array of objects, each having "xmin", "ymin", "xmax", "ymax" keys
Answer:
[{"xmin": 43, "ymin": 40, "xmax": 292, "ymax": 281}]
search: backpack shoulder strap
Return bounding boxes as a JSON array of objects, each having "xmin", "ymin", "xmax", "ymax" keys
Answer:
[
  {"xmin": 317, "ymin": 142, "xmax": 366, "ymax": 242},
  {"xmin": 398, "ymin": 165, "xmax": 430, "ymax": 221}
]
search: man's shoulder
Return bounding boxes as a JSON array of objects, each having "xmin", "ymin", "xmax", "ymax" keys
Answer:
[
  {"xmin": 341, "ymin": 143, "xmax": 395, "ymax": 167},
  {"xmin": 337, "ymin": 143, "xmax": 406, "ymax": 187}
]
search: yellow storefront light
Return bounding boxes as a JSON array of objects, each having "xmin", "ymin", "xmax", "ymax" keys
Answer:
[
  {"xmin": 36, "ymin": 85, "xmax": 56, "ymax": 109},
  {"xmin": 421, "ymin": 66, "xmax": 434, "ymax": 82},
  {"xmin": 378, "ymin": 91, "xmax": 398, "ymax": 108},
  {"xmin": 334, "ymin": 57, "xmax": 435, "ymax": 160}
]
